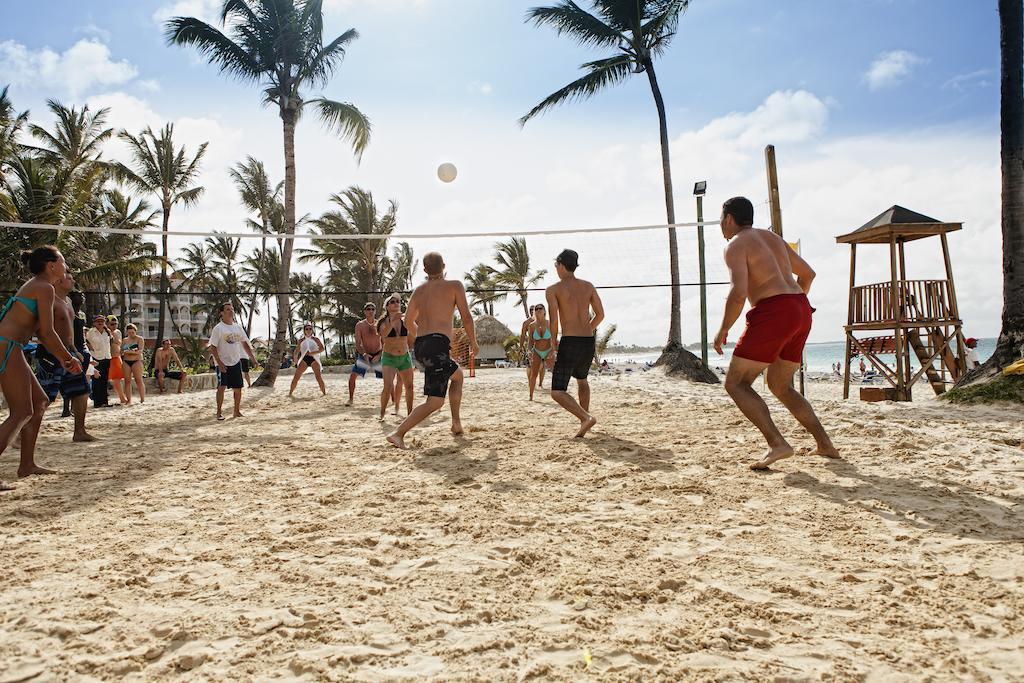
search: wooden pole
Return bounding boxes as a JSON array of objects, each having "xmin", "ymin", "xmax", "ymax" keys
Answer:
[
  {"xmin": 940, "ymin": 232, "xmax": 967, "ymax": 375},
  {"xmin": 897, "ymin": 239, "xmax": 911, "ymax": 387},
  {"xmin": 889, "ymin": 237, "xmax": 907, "ymax": 400},
  {"xmin": 765, "ymin": 145, "xmax": 783, "ymax": 237},
  {"xmin": 696, "ymin": 194, "xmax": 708, "ymax": 368},
  {"xmin": 844, "ymin": 244, "xmax": 856, "ymax": 399}
]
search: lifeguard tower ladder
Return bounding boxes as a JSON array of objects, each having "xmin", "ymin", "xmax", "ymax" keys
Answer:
[{"xmin": 836, "ymin": 206, "xmax": 967, "ymax": 401}]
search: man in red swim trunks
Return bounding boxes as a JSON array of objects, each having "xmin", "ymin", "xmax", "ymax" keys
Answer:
[{"xmin": 714, "ymin": 196, "xmax": 839, "ymax": 470}]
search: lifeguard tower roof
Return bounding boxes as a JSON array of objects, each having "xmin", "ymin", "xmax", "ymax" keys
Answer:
[{"xmin": 835, "ymin": 205, "xmax": 962, "ymax": 245}]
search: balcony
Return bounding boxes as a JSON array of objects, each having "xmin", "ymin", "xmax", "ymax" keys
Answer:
[{"xmin": 850, "ymin": 279, "xmax": 957, "ymax": 329}]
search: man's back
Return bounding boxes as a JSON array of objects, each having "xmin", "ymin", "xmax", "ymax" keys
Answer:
[
  {"xmin": 549, "ymin": 277, "xmax": 597, "ymax": 337},
  {"xmin": 412, "ymin": 279, "xmax": 463, "ymax": 337},
  {"xmin": 729, "ymin": 229, "xmax": 806, "ymax": 305}
]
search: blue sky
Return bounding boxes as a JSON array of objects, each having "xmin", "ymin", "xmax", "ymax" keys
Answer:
[{"xmin": 0, "ymin": 1, "xmax": 1006, "ymax": 345}]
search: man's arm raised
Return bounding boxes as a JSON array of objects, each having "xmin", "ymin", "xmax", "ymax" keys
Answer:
[
  {"xmin": 454, "ymin": 283, "xmax": 478, "ymax": 356},
  {"xmin": 715, "ymin": 242, "xmax": 749, "ymax": 355}
]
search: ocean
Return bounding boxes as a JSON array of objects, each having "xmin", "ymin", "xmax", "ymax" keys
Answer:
[{"xmin": 609, "ymin": 337, "xmax": 998, "ymax": 375}]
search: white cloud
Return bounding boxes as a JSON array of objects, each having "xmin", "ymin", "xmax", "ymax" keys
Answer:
[
  {"xmin": 152, "ymin": 0, "xmax": 220, "ymax": 25},
  {"xmin": 138, "ymin": 79, "xmax": 162, "ymax": 93},
  {"xmin": 468, "ymin": 81, "xmax": 494, "ymax": 96},
  {"xmin": 865, "ymin": 50, "xmax": 926, "ymax": 90},
  {"xmin": 943, "ymin": 69, "xmax": 993, "ymax": 92},
  {"xmin": 324, "ymin": 0, "xmax": 432, "ymax": 11},
  {"xmin": 0, "ymin": 39, "xmax": 138, "ymax": 98}
]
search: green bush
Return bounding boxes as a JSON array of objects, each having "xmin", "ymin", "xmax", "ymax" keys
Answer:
[{"xmin": 943, "ymin": 375, "xmax": 1024, "ymax": 404}]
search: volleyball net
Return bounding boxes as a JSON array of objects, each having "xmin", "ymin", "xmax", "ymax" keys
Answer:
[{"xmin": 0, "ymin": 219, "xmax": 734, "ymax": 358}]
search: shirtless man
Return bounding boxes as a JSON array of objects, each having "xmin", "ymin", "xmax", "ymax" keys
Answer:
[
  {"xmin": 546, "ymin": 249, "xmax": 603, "ymax": 438},
  {"xmin": 154, "ymin": 339, "xmax": 188, "ymax": 393},
  {"xmin": 35, "ymin": 272, "xmax": 94, "ymax": 442},
  {"xmin": 519, "ymin": 305, "xmax": 545, "ymax": 388},
  {"xmin": 386, "ymin": 252, "xmax": 478, "ymax": 449},
  {"xmin": 714, "ymin": 196, "xmax": 839, "ymax": 470},
  {"xmin": 347, "ymin": 302, "xmax": 383, "ymax": 407}
]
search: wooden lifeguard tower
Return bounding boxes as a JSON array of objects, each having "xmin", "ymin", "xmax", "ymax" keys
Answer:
[{"xmin": 836, "ymin": 206, "xmax": 967, "ymax": 401}]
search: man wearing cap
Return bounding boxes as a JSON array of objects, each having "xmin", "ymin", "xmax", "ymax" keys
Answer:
[
  {"xmin": 546, "ymin": 249, "xmax": 604, "ymax": 438},
  {"xmin": 85, "ymin": 315, "xmax": 112, "ymax": 408},
  {"xmin": 965, "ymin": 337, "xmax": 981, "ymax": 369},
  {"xmin": 348, "ymin": 302, "xmax": 383, "ymax": 407}
]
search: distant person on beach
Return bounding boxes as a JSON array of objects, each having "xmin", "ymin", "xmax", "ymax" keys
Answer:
[
  {"xmin": 386, "ymin": 252, "xmax": 477, "ymax": 449},
  {"xmin": 106, "ymin": 315, "xmax": 128, "ymax": 405},
  {"xmin": 546, "ymin": 249, "xmax": 603, "ymax": 438},
  {"xmin": 289, "ymin": 324, "xmax": 327, "ymax": 397},
  {"xmin": 378, "ymin": 294, "xmax": 414, "ymax": 419},
  {"xmin": 121, "ymin": 324, "xmax": 145, "ymax": 404},
  {"xmin": 347, "ymin": 302, "xmax": 383, "ymax": 407},
  {"xmin": 61, "ymin": 291, "xmax": 88, "ymax": 418},
  {"xmin": 208, "ymin": 302, "xmax": 256, "ymax": 421},
  {"xmin": 85, "ymin": 316, "xmax": 112, "ymax": 408},
  {"xmin": 35, "ymin": 270, "xmax": 93, "ymax": 443},
  {"xmin": 714, "ymin": 197, "xmax": 839, "ymax": 470},
  {"xmin": 520, "ymin": 305, "xmax": 545, "ymax": 389},
  {"xmin": 154, "ymin": 340, "xmax": 188, "ymax": 393},
  {"xmin": 527, "ymin": 303, "xmax": 554, "ymax": 401},
  {"xmin": 965, "ymin": 337, "xmax": 981, "ymax": 369},
  {"xmin": 859, "ymin": 358, "xmax": 867, "ymax": 375},
  {"xmin": 0, "ymin": 247, "xmax": 83, "ymax": 491}
]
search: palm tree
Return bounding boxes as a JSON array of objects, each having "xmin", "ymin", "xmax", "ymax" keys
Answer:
[
  {"xmin": 521, "ymin": 1, "xmax": 712, "ymax": 380},
  {"xmin": 230, "ymin": 156, "xmax": 282, "ymax": 334},
  {"xmin": 464, "ymin": 263, "xmax": 505, "ymax": 316},
  {"xmin": 27, "ymin": 100, "xmax": 113, "ymax": 175},
  {"xmin": 594, "ymin": 323, "xmax": 618, "ymax": 366},
  {"xmin": 491, "ymin": 237, "xmax": 546, "ymax": 317},
  {"xmin": 992, "ymin": 0, "xmax": 1024, "ymax": 370},
  {"xmin": 166, "ymin": 0, "xmax": 372, "ymax": 387},
  {"xmin": 115, "ymin": 124, "xmax": 206, "ymax": 362},
  {"xmin": 0, "ymin": 85, "xmax": 28, "ymax": 166}
]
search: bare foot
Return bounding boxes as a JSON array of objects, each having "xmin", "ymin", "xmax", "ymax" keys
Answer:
[
  {"xmin": 18, "ymin": 465, "xmax": 57, "ymax": 478},
  {"xmin": 345, "ymin": 400, "xmax": 353, "ymax": 407},
  {"xmin": 451, "ymin": 421, "xmax": 464, "ymax": 436},
  {"xmin": 392, "ymin": 407, "xmax": 399, "ymax": 415},
  {"xmin": 575, "ymin": 416, "xmax": 597, "ymax": 438},
  {"xmin": 1, "ymin": 481, "xmax": 15, "ymax": 491},
  {"xmin": 217, "ymin": 413, "xmax": 225, "ymax": 421},
  {"xmin": 233, "ymin": 411, "xmax": 244, "ymax": 418},
  {"xmin": 813, "ymin": 445, "xmax": 841, "ymax": 459},
  {"xmin": 378, "ymin": 413, "xmax": 386, "ymax": 421},
  {"xmin": 386, "ymin": 432, "xmax": 406, "ymax": 449},
  {"xmin": 750, "ymin": 444, "xmax": 795, "ymax": 470},
  {"xmin": 73, "ymin": 432, "xmax": 97, "ymax": 443}
]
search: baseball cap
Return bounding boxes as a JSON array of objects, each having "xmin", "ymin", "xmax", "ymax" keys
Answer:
[
  {"xmin": 965, "ymin": 337, "xmax": 978, "ymax": 346},
  {"xmin": 555, "ymin": 249, "xmax": 579, "ymax": 270}
]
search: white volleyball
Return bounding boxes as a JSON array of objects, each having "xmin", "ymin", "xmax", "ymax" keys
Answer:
[{"xmin": 437, "ymin": 162, "xmax": 458, "ymax": 183}]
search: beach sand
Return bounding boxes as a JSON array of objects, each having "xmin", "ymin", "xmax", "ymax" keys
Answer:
[{"xmin": 1, "ymin": 369, "xmax": 1022, "ymax": 681}]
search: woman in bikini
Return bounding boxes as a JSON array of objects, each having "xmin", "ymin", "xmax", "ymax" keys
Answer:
[
  {"xmin": 106, "ymin": 315, "xmax": 128, "ymax": 405},
  {"xmin": 288, "ymin": 324, "xmax": 327, "ymax": 397},
  {"xmin": 121, "ymin": 323, "xmax": 145, "ymax": 404},
  {"xmin": 0, "ymin": 247, "xmax": 83, "ymax": 491},
  {"xmin": 528, "ymin": 303, "xmax": 554, "ymax": 401},
  {"xmin": 378, "ymin": 294, "xmax": 414, "ymax": 419}
]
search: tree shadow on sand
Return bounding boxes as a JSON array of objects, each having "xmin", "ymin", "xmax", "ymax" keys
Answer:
[
  {"xmin": 783, "ymin": 459, "xmax": 1024, "ymax": 542},
  {"xmin": 583, "ymin": 433, "xmax": 676, "ymax": 472}
]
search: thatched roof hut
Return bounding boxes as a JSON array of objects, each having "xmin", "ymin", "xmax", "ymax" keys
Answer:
[{"xmin": 454, "ymin": 314, "xmax": 514, "ymax": 363}]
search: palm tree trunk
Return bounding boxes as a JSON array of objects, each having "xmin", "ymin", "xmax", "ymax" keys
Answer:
[
  {"xmin": 151, "ymin": 206, "xmax": 170, "ymax": 371},
  {"xmin": 643, "ymin": 58, "xmax": 681, "ymax": 348},
  {"xmin": 996, "ymin": 0, "xmax": 1024, "ymax": 365},
  {"xmin": 254, "ymin": 110, "xmax": 297, "ymax": 386},
  {"xmin": 245, "ymin": 231, "xmax": 266, "ymax": 336},
  {"xmin": 645, "ymin": 58, "xmax": 717, "ymax": 384}
]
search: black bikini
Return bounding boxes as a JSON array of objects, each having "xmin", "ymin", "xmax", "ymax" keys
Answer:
[{"xmin": 379, "ymin": 318, "xmax": 408, "ymax": 337}]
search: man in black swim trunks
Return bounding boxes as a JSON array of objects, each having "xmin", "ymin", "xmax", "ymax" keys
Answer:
[
  {"xmin": 546, "ymin": 249, "xmax": 604, "ymax": 438},
  {"xmin": 386, "ymin": 252, "xmax": 478, "ymax": 449},
  {"xmin": 35, "ymin": 271, "xmax": 94, "ymax": 442}
]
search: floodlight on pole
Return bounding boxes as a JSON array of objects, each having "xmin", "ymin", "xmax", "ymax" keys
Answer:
[{"xmin": 695, "ymin": 180, "xmax": 709, "ymax": 368}]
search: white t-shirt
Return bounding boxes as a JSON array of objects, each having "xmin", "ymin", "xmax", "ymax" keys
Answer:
[
  {"xmin": 208, "ymin": 322, "xmax": 250, "ymax": 367},
  {"xmin": 86, "ymin": 327, "xmax": 111, "ymax": 360},
  {"xmin": 299, "ymin": 337, "xmax": 321, "ymax": 360},
  {"xmin": 966, "ymin": 347, "xmax": 980, "ymax": 368}
]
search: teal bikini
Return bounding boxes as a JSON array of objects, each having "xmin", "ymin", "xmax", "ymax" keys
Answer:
[
  {"xmin": 0, "ymin": 296, "xmax": 39, "ymax": 374},
  {"xmin": 532, "ymin": 325, "xmax": 552, "ymax": 360}
]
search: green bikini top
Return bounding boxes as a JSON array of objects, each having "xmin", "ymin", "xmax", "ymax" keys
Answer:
[{"xmin": 0, "ymin": 296, "xmax": 39, "ymax": 321}]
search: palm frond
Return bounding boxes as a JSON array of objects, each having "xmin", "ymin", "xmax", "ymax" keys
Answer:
[
  {"xmin": 520, "ymin": 54, "xmax": 633, "ymax": 125},
  {"xmin": 165, "ymin": 16, "xmax": 262, "ymax": 81},
  {"xmin": 526, "ymin": 1, "xmax": 625, "ymax": 48},
  {"xmin": 310, "ymin": 98, "xmax": 371, "ymax": 161}
]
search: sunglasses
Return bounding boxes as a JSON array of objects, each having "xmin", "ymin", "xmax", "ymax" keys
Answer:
[
  {"xmin": 387, "ymin": 300, "xmax": 400, "ymax": 305},
  {"xmin": 534, "ymin": 306, "xmax": 545, "ymax": 311}
]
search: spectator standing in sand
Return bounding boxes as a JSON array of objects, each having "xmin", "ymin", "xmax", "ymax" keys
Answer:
[
  {"xmin": 520, "ymin": 305, "xmax": 546, "ymax": 390},
  {"xmin": 85, "ymin": 316, "xmax": 112, "ymax": 408},
  {"xmin": 546, "ymin": 249, "xmax": 603, "ymax": 438},
  {"xmin": 121, "ymin": 324, "xmax": 145, "ymax": 404},
  {"xmin": 154, "ymin": 340, "xmax": 188, "ymax": 393},
  {"xmin": 713, "ymin": 196, "xmax": 839, "ymax": 470},
  {"xmin": 62, "ymin": 291, "xmax": 89, "ymax": 418},
  {"xmin": 289, "ymin": 324, "xmax": 327, "ymax": 397},
  {"xmin": 106, "ymin": 315, "xmax": 128, "ymax": 405},
  {"xmin": 34, "ymin": 270, "xmax": 94, "ymax": 443},
  {"xmin": 208, "ymin": 302, "xmax": 256, "ymax": 421},
  {"xmin": 348, "ymin": 302, "xmax": 383, "ymax": 407},
  {"xmin": 386, "ymin": 252, "xmax": 477, "ymax": 449}
]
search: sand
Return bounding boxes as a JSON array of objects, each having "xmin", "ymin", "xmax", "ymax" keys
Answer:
[{"xmin": 1, "ymin": 369, "xmax": 1022, "ymax": 681}]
